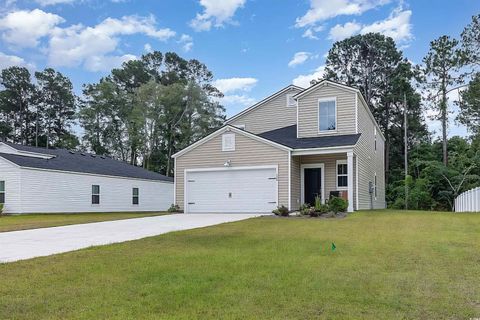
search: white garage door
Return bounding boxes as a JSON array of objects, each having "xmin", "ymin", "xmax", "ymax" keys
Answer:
[{"xmin": 185, "ymin": 166, "xmax": 278, "ymax": 213}]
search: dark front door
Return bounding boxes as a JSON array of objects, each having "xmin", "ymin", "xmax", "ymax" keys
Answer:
[{"xmin": 304, "ymin": 168, "xmax": 322, "ymax": 206}]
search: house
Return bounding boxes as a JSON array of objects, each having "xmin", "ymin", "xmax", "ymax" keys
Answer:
[
  {"xmin": 172, "ymin": 80, "xmax": 385, "ymax": 214},
  {"xmin": 0, "ymin": 142, "xmax": 174, "ymax": 214}
]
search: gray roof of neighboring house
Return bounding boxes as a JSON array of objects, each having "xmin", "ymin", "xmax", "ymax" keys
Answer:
[
  {"xmin": 258, "ymin": 125, "xmax": 361, "ymax": 149},
  {"xmin": 0, "ymin": 142, "xmax": 173, "ymax": 182}
]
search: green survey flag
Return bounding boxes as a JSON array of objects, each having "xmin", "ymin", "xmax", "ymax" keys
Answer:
[{"xmin": 331, "ymin": 242, "xmax": 336, "ymax": 251}]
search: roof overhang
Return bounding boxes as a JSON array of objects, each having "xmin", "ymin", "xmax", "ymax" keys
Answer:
[
  {"xmin": 172, "ymin": 125, "xmax": 292, "ymax": 159},
  {"xmin": 291, "ymin": 146, "xmax": 355, "ymax": 156},
  {"xmin": 0, "ymin": 142, "xmax": 55, "ymax": 159},
  {"xmin": 225, "ymin": 84, "xmax": 304, "ymax": 124}
]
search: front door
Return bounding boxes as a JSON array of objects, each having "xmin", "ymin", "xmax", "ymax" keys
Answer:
[{"xmin": 304, "ymin": 168, "xmax": 322, "ymax": 206}]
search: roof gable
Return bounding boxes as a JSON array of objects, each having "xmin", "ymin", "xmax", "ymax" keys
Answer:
[
  {"xmin": 225, "ymin": 84, "xmax": 304, "ymax": 123},
  {"xmin": 172, "ymin": 125, "xmax": 291, "ymax": 158}
]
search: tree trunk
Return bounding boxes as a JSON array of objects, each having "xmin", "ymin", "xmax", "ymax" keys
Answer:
[{"xmin": 441, "ymin": 87, "xmax": 448, "ymax": 166}]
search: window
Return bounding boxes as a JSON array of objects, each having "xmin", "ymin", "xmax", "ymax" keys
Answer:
[
  {"xmin": 374, "ymin": 127, "xmax": 377, "ymax": 152},
  {"xmin": 318, "ymin": 99, "xmax": 336, "ymax": 131},
  {"xmin": 132, "ymin": 188, "xmax": 139, "ymax": 205},
  {"xmin": 374, "ymin": 174, "xmax": 377, "ymax": 198},
  {"xmin": 336, "ymin": 160, "xmax": 348, "ymax": 189},
  {"xmin": 92, "ymin": 185, "xmax": 100, "ymax": 204},
  {"xmin": 0, "ymin": 181, "xmax": 4, "ymax": 204},
  {"xmin": 222, "ymin": 133, "xmax": 235, "ymax": 151},
  {"xmin": 286, "ymin": 94, "xmax": 296, "ymax": 107}
]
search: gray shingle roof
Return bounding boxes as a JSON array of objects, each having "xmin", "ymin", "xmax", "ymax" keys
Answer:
[
  {"xmin": 258, "ymin": 125, "xmax": 361, "ymax": 149},
  {"xmin": 0, "ymin": 143, "xmax": 173, "ymax": 182}
]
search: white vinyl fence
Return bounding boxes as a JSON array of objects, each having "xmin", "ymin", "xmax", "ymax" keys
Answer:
[{"xmin": 455, "ymin": 187, "xmax": 480, "ymax": 212}]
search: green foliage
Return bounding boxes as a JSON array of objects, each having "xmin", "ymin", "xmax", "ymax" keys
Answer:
[
  {"xmin": 0, "ymin": 203, "xmax": 4, "ymax": 216},
  {"xmin": 328, "ymin": 197, "xmax": 348, "ymax": 213},
  {"xmin": 79, "ymin": 51, "xmax": 225, "ymax": 175},
  {"xmin": 273, "ymin": 205, "xmax": 289, "ymax": 216},
  {"xmin": 457, "ymin": 72, "xmax": 480, "ymax": 135},
  {"xmin": 167, "ymin": 204, "xmax": 181, "ymax": 213},
  {"xmin": 314, "ymin": 195, "xmax": 322, "ymax": 211}
]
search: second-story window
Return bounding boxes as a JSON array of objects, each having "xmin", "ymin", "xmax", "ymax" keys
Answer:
[
  {"xmin": 318, "ymin": 98, "xmax": 336, "ymax": 131},
  {"xmin": 374, "ymin": 127, "xmax": 377, "ymax": 152},
  {"xmin": 0, "ymin": 181, "xmax": 5, "ymax": 204}
]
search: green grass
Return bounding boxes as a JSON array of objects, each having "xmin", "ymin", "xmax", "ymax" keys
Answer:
[
  {"xmin": 1, "ymin": 210, "xmax": 480, "ymax": 319},
  {"xmin": 0, "ymin": 211, "xmax": 169, "ymax": 232}
]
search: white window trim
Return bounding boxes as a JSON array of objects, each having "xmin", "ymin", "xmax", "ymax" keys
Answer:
[
  {"xmin": 91, "ymin": 184, "xmax": 100, "ymax": 206},
  {"xmin": 300, "ymin": 163, "xmax": 325, "ymax": 205},
  {"xmin": 0, "ymin": 180, "xmax": 5, "ymax": 204},
  {"xmin": 222, "ymin": 133, "xmax": 236, "ymax": 152},
  {"xmin": 286, "ymin": 93, "xmax": 296, "ymax": 108},
  {"xmin": 132, "ymin": 187, "xmax": 139, "ymax": 206},
  {"xmin": 318, "ymin": 97, "xmax": 338, "ymax": 134},
  {"xmin": 336, "ymin": 160, "xmax": 348, "ymax": 190}
]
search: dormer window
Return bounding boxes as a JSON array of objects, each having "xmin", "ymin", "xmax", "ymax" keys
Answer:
[
  {"xmin": 286, "ymin": 94, "xmax": 296, "ymax": 108},
  {"xmin": 318, "ymin": 98, "xmax": 337, "ymax": 132},
  {"xmin": 222, "ymin": 133, "xmax": 235, "ymax": 151}
]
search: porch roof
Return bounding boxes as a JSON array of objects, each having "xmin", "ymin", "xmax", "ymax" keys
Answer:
[{"xmin": 258, "ymin": 125, "xmax": 361, "ymax": 149}]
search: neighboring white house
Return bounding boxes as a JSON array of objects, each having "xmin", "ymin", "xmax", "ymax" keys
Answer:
[{"xmin": 0, "ymin": 142, "xmax": 174, "ymax": 214}]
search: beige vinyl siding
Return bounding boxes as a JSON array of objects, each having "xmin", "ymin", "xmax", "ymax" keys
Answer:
[
  {"xmin": 354, "ymin": 97, "xmax": 386, "ymax": 209},
  {"xmin": 290, "ymin": 155, "xmax": 301, "ymax": 210},
  {"xmin": 297, "ymin": 84, "xmax": 356, "ymax": 138},
  {"xmin": 298, "ymin": 153, "xmax": 349, "ymax": 203},
  {"xmin": 227, "ymin": 87, "xmax": 302, "ymax": 134},
  {"xmin": 175, "ymin": 131, "xmax": 290, "ymax": 210}
]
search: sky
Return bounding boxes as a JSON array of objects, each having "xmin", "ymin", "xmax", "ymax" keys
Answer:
[{"xmin": 0, "ymin": 0, "xmax": 479, "ymax": 138}]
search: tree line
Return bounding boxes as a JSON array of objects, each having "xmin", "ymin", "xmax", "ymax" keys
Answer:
[{"xmin": 0, "ymin": 15, "xmax": 479, "ymax": 210}]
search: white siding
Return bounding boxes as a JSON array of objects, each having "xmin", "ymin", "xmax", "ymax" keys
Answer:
[
  {"xmin": 12, "ymin": 167, "xmax": 173, "ymax": 214},
  {"xmin": 0, "ymin": 158, "xmax": 21, "ymax": 214}
]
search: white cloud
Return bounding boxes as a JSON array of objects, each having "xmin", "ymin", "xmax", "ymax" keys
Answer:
[
  {"xmin": 328, "ymin": 21, "xmax": 361, "ymax": 41},
  {"xmin": 47, "ymin": 15, "xmax": 175, "ymax": 71},
  {"xmin": 0, "ymin": 9, "xmax": 64, "ymax": 48},
  {"xmin": 0, "ymin": 51, "xmax": 35, "ymax": 69},
  {"xmin": 302, "ymin": 25, "xmax": 325, "ymax": 40},
  {"xmin": 296, "ymin": 0, "xmax": 390, "ymax": 28},
  {"xmin": 326, "ymin": 9, "xmax": 412, "ymax": 43},
  {"xmin": 144, "ymin": 43, "xmax": 153, "ymax": 52},
  {"xmin": 190, "ymin": 0, "xmax": 246, "ymax": 31},
  {"xmin": 213, "ymin": 77, "xmax": 258, "ymax": 94},
  {"xmin": 34, "ymin": 0, "xmax": 76, "ymax": 5},
  {"xmin": 178, "ymin": 34, "xmax": 193, "ymax": 52},
  {"xmin": 360, "ymin": 9, "xmax": 412, "ymax": 42},
  {"xmin": 288, "ymin": 52, "xmax": 311, "ymax": 67},
  {"xmin": 292, "ymin": 65, "xmax": 325, "ymax": 88},
  {"xmin": 84, "ymin": 54, "xmax": 136, "ymax": 72}
]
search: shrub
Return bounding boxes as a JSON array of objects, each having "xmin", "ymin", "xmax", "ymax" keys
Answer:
[
  {"xmin": 299, "ymin": 203, "xmax": 311, "ymax": 215},
  {"xmin": 167, "ymin": 204, "xmax": 180, "ymax": 213},
  {"xmin": 314, "ymin": 195, "xmax": 322, "ymax": 211},
  {"xmin": 0, "ymin": 203, "xmax": 3, "ymax": 217},
  {"xmin": 316, "ymin": 204, "xmax": 329, "ymax": 214},
  {"xmin": 329, "ymin": 197, "xmax": 348, "ymax": 213},
  {"xmin": 273, "ymin": 205, "xmax": 289, "ymax": 216}
]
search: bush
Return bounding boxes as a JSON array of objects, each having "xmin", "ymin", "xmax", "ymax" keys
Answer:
[
  {"xmin": 316, "ymin": 204, "xmax": 329, "ymax": 214},
  {"xmin": 167, "ymin": 204, "xmax": 180, "ymax": 213},
  {"xmin": 0, "ymin": 203, "xmax": 3, "ymax": 216},
  {"xmin": 329, "ymin": 197, "xmax": 348, "ymax": 213},
  {"xmin": 273, "ymin": 205, "xmax": 289, "ymax": 216},
  {"xmin": 299, "ymin": 203, "xmax": 311, "ymax": 215}
]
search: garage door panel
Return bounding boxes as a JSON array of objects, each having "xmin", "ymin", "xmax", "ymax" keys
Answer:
[{"xmin": 186, "ymin": 167, "xmax": 277, "ymax": 213}]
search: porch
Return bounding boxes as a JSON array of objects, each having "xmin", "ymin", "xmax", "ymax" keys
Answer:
[{"xmin": 290, "ymin": 150, "xmax": 355, "ymax": 212}]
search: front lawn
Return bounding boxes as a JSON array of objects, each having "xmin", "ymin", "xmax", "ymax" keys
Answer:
[
  {"xmin": 0, "ymin": 211, "xmax": 169, "ymax": 232},
  {"xmin": 1, "ymin": 210, "xmax": 479, "ymax": 319}
]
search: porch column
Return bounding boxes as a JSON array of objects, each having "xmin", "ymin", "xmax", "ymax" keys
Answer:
[{"xmin": 347, "ymin": 151, "xmax": 354, "ymax": 212}]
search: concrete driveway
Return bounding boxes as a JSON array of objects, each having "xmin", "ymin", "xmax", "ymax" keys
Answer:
[{"xmin": 0, "ymin": 213, "xmax": 261, "ymax": 263}]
